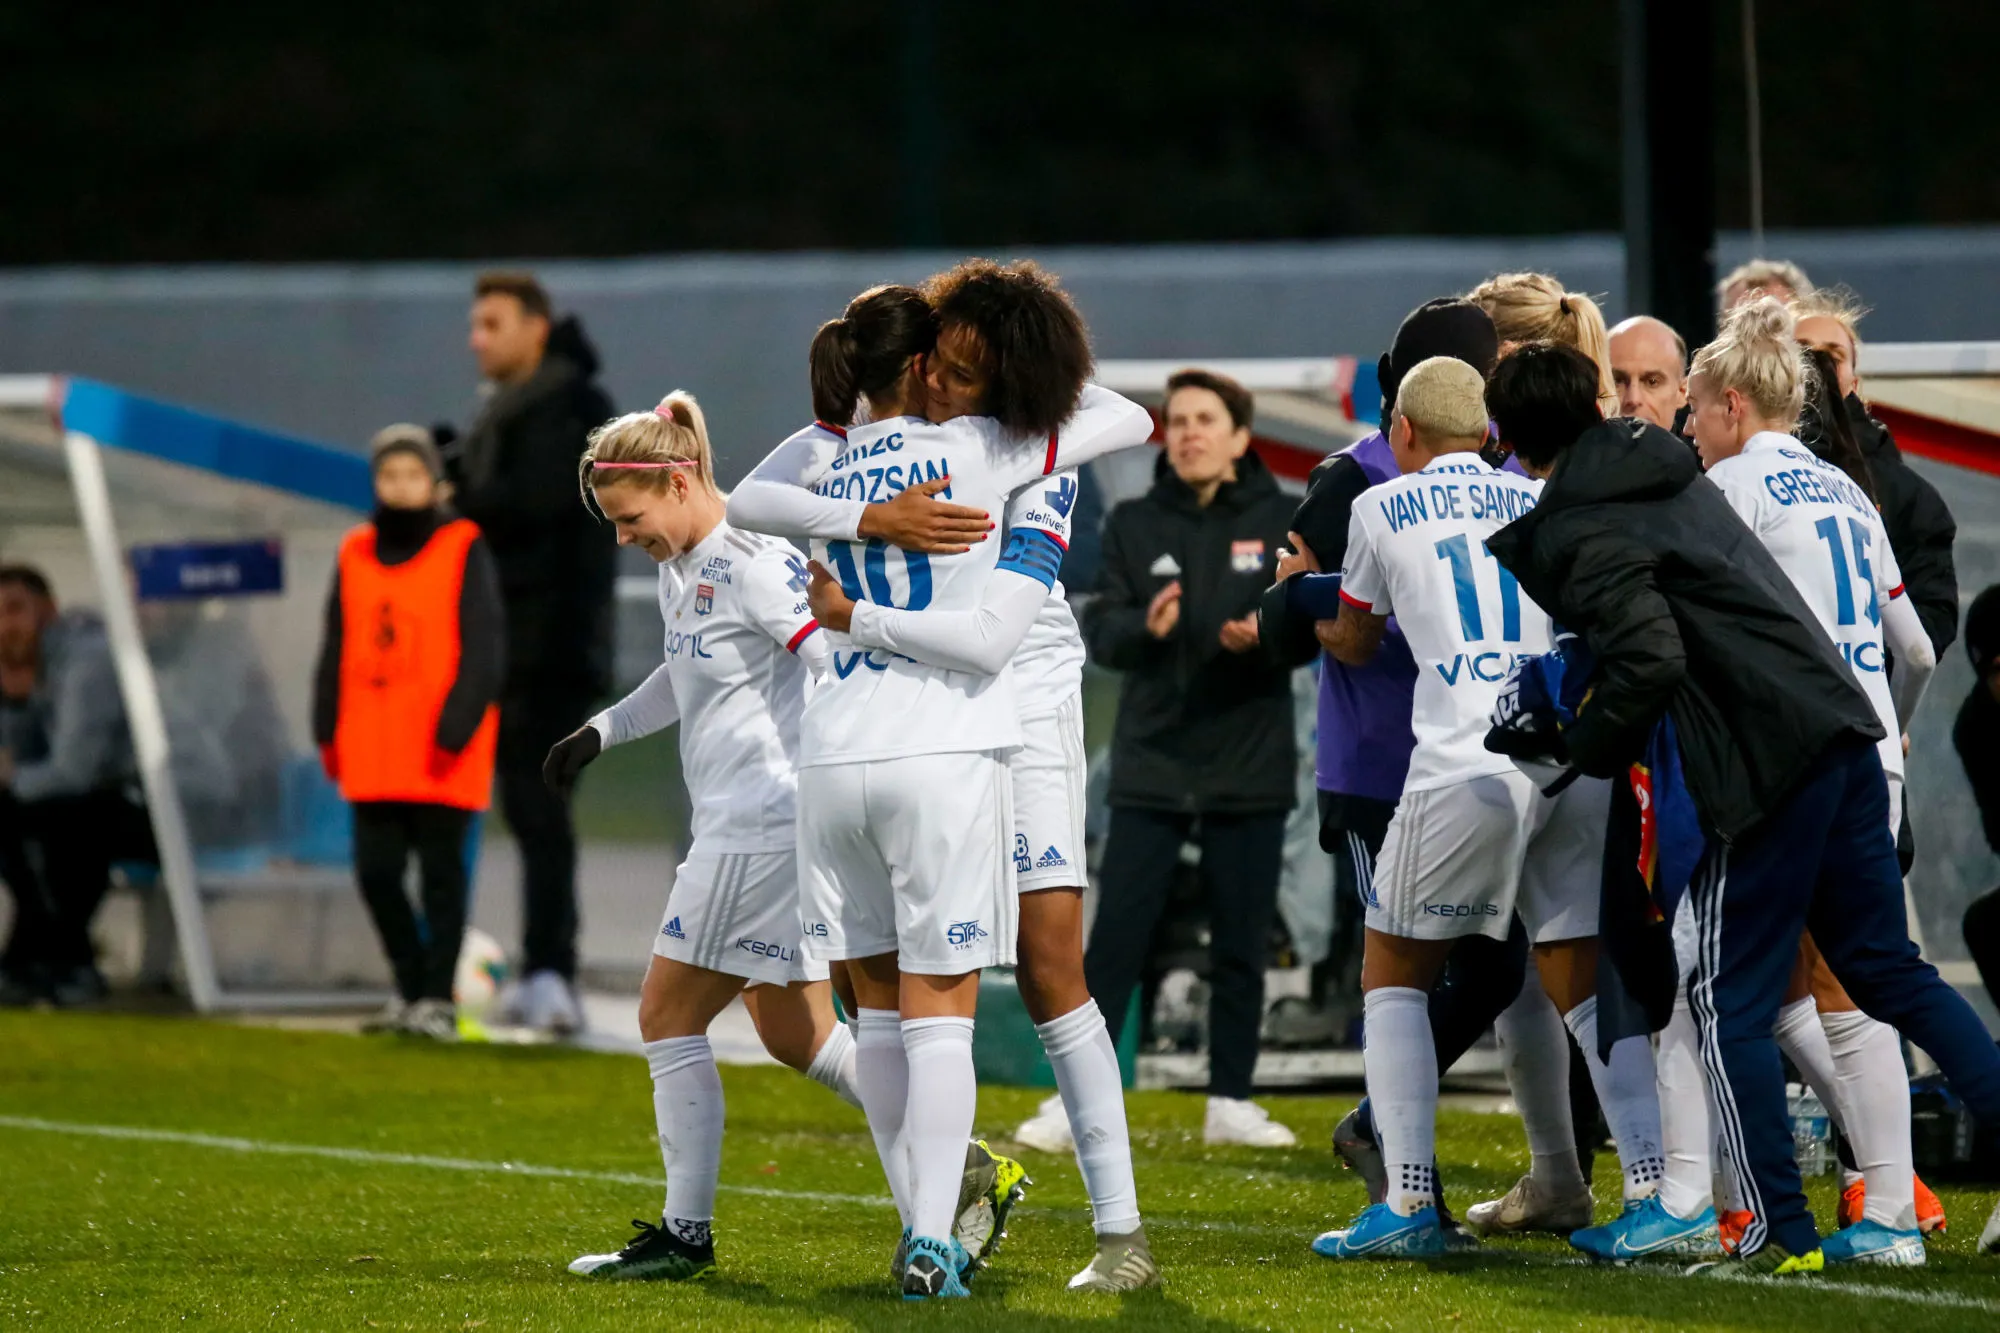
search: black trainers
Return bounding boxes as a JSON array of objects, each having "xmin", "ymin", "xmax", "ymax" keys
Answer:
[
  {"xmin": 50, "ymin": 964, "xmax": 108, "ymax": 1007},
  {"xmin": 567, "ymin": 1219, "xmax": 716, "ymax": 1281}
]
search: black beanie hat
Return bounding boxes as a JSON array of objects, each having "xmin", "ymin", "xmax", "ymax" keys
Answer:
[{"xmin": 1378, "ymin": 298, "xmax": 1501, "ymax": 419}]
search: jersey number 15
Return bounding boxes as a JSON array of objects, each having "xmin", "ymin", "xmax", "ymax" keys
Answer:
[{"xmin": 1814, "ymin": 516, "xmax": 1879, "ymax": 627}]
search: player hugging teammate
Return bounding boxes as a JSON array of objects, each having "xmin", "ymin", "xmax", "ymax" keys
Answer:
[{"xmin": 728, "ymin": 261, "xmax": 1160, "ymax": 1298}]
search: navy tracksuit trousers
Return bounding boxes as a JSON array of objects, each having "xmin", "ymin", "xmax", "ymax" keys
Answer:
[{"xmin": 1685, "ymin": 737, "xmax": 2000, "ymax": 1257}]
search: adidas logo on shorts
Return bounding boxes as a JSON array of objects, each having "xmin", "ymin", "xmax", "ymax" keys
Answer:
[
  {"xmin": 1035, "ymin": 846, "xmax": 1068, "ymax": 869},
  {"xmin": 662, "ymin": 916, "xmax": 686, "ymax": 940}
]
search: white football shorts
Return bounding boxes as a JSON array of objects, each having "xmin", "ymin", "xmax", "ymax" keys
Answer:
[
  {"xmin": 1368, "ymin": 768, "xmax": 1610, "ymax": 943},
  {"xmin": 1010, "ymin": 695, "xmax": 1088, "ymax": 892},
  {"xmin": 653, "ymin": 848, "xmax": 828, "ymax": 986},
  {"xmin": 797, "ymin": 750, "xmax": 1019, "ymax": 974}
]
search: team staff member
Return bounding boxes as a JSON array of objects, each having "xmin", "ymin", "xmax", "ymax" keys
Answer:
[
  {"xmin": 1790, "ymin": 288, "xmax": 1958, "ymax": 660},
  {"xmin": 444, "ymin": 270, "xmax": 617, "ymax": 1033},
  {"xmin": 1081, "ymin": 369, "xmax": 1299, "ymax": 1148},
  {"xmin": 314, "ymin": 426, "xmax": 505, "ymax": 1041},
  {"xmin": 1607, "ymin": 316, "xmax": 1689, "ymax": 432}
]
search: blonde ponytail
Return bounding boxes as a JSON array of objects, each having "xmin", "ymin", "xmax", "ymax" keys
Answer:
[
  {"xmin": 1468, "ymin": 272, "xmax": 1617, "ymax": 415},
  {"xmin": 578, "ymin": 391, "xmax": 720, "ymax": 512}
]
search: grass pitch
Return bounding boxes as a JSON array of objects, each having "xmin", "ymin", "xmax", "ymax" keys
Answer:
[{"xmin": 3, "ymin": 1011, "xmax": 1996, "ymax": 1331}]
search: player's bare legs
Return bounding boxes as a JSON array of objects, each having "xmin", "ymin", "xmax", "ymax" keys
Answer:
[
  {"xmin": 638, "ymin": 955, "xmax": 750, "ymax": 1042},
  {"xmin": 1015, "ymin": 888, "xmax": 1090, "ymax": 1023},
  {"xmin": 740, "ymin": 978, "xmax": 839, "ymax": 1069}
]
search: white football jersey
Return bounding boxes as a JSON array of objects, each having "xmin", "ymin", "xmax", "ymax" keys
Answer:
[
  {"xmin": 1005, "ymin": 469, "xmax": 1086, "ymax": 721},
  {"xmin": 588, "ymin": 519, "xmax": 819, "ymax": 854},
  {"xmin": 1706, "ymin": 432, "xmax": 1907, "ymax": 777},
  {"xmin": 1340, "ymin": 454, "xmax": 1551, "ymax": 793},
  {"xmin": 779, "ymin": 389, "xmax": 1150, "ymax": 766}
]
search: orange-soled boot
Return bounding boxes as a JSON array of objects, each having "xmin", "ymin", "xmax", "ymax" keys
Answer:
[
  {"xmin": 1837, "ymin": 1178, "xmax": 1866, "ymax": 1230},
  {"xmin": 1915, "ymin": 1176, "xmax": 1947, "ymax": 1235}
]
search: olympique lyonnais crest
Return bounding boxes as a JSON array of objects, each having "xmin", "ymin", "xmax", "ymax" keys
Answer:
[
  {"xmin": 695, "ymin": 582, "xmax": 715, "ymax": 616},
  {"xmin": 1230, "ymin": 539, "xmax": 1266, "ymax": 573}
]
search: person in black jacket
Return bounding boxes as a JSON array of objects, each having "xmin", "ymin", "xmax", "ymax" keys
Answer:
[
  {"xmin": 1081, "ymin": 368, "xmax": 1298, "ymax": 1145},
  {"xmin": 1956, "ymin": 585, "xmax": 2000, "ymax": 1009},
  {"xmin": 443, "ymin": 271, "xmax": 617, "ymax": 1032},
  {"xmin": 1794, "ymin": 291, "xmax": 1959, "ymax": 876},
  {"xmin": 1483, "ymin": 341, "xmax": 2000, "ymax": 1269},
  {"xmin": 1792, "ymin": 290, "xmax": 1958, "ymax": 657}
]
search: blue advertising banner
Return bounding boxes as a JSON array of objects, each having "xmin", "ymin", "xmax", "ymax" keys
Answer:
[{"xmin": 130, "ymin": 538, "xmax": 284, "ymax": 601}]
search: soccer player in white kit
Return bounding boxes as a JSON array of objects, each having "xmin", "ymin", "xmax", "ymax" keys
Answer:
[
  {"xmin": 728, "ymin": 267, "xmax": 1155, "ymax": 1299},
  {"xmin": 1652, "ymin": 300, "xmax": 1938, "ymax": 1266},
  {"xmin": 1305, "ymin": 357, "xmax": 1666, "ymax": 1260},
  {"xmin": 728, "ymin": 269, "xmax": 1155, "ymax": 1292},
  {"xmin": 535, "ymin": 395, "xmax": 865, "ymax": 1282}
]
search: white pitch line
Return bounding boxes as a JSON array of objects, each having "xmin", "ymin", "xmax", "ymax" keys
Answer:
[
  {"xmin": 0, "ymin": 1114, "xmax": 888, "ymax": 1209},
  {"xmin": 4, "ymin": 1114, "xmax": 1996, "ymax": 1314}
]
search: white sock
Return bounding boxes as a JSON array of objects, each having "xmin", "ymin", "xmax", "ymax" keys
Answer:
[
  {"xmin": 1655, "ymin": 987, "xmax": 1714, "ymax": 1220},
  {"xmin": 902, "ymin": 1015, "xmax": 978, "ymax": 1242},
  {"xmin": 1495, "ymin": 982, "xmax": 1586, "ymax": 1193},
  {"xmin": 1037, "ymin": 1002, "xmax": 1141, "ymax": 1235},
  {"xmin": 806, "ymin": 1021, "xmax": 864, "ymax": 1110},
  {"xmin": 1560, "ymin": 996, "xmax": 1666, "ymax": 1202},
  {"xmin": 854, "ymin": 1009, "xmax": 913, "ymax": 1226},
  {"xmin": 1821, "ymin": 1008, "xmax": 1917, "ymax": 1230},
  {"xmin": 644, "ymin": 1035, "xmax": 723, "ymax": 1247},
  {"xmin": 1774, "ymin": 996, "xmax": 1843, "ymax": 1125},
  {"xmin": 1363, "ymin": 986, "xmax": 1437, "ymax": 1217}
]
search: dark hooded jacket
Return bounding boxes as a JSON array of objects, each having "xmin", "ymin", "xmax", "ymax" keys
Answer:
[
  {"xmin": 446, "ymin": 316, "xmax": 617, "ymax": 697},
  {"xmin": 1846, "ymin": 395, "xmax": 1959, "ymax": 657},
  {"xmin": 1083, "ymin": 449, "xmax": 1297, "ymax": 814},
  {"xmin": 1487, "ymin": 419, "xmax": 1883, "ymax": 844}
]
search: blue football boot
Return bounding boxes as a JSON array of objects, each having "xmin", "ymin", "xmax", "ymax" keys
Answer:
[
  {"xmin": 1310, "ymin": 1204, "xmax": 1446, "ymax": 1259},
  {"xmin": 901, "ymin": 1235, "xmax": 972, "ymax": 1299},
  {"xmin": 1821, "ymin": 1219, "xmax": 1925, "ymax": 1266},
  {"xmin": 1570, "ymin": 1196, "xmax": 1721, "ymax": 1262}
]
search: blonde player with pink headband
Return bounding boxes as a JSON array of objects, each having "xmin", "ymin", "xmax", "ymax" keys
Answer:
[{"xmin": 545, "ymin": 392, "xmax": 861, "ymax": 1283}]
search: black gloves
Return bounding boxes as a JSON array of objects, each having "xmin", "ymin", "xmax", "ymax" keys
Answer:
[{"xmin": 543, "ymin": 726, "xmax": 603, "ymax": 796}]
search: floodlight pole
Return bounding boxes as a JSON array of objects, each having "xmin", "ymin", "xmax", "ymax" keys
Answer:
[
  {"xmin": 1621, "ymin": 0, "xmax": 1717, "ymax": 347},
  {"xmin": 62, "ymin": 429, "xmax": 223, "ymax": 1012}
]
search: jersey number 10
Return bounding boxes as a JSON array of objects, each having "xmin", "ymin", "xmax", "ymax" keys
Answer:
[
  {"xmin": 825, "ymin": 539, "xmax": 933, "ymax": 611},
  {"xmin": 1813, "ymin": 516, "xmax": 1879, "ymax": 627},
  {"xmin": 1434, "ymin": 534, "xmax": 1522, "ymax": 643}
]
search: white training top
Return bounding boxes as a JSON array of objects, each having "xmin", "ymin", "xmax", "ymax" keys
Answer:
[
  {"xmin": 1705, "ymin": 431, "xmax": 1929, "ymax": 780},
  {"xmin": 726, "ymin": 386, "xmax": 1152, "ymax": 766},
  {"xmin": 1339, "ymin": 453, "xmax": 1551, "ymax": 794},
  {"xmin": 585, "ymin": 519, "xmax": 825, "ymax": 854}
]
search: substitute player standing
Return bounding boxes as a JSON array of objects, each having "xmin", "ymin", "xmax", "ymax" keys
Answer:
[
  {"xmin": 730, "ymin": 267, "xmax": 1155, "ymax": 1299},
  {"xmin": 1306, "ymin": 357, "xmax": 1666, "ymax": 1260},
  {"xmin": 538, "ymin": 395, "xmax": 865, "ymax": 1282}
]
